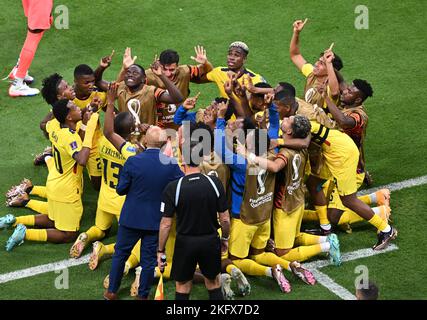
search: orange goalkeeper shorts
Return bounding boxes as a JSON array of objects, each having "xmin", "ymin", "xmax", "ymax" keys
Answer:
[{"xmin": 22, "ymin": 0, "xmax": 53, "ymax": 30}]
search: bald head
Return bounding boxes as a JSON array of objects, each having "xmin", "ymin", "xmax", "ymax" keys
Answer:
[{"xmin": 145, "ymin": 126, "xmax": 167, "ymax": 148}]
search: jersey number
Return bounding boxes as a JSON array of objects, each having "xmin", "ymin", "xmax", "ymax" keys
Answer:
[
  {"xmin": 102, "ymin": 159, "xmax": 123, "ymax": 189},
  {"xmin": 53, "ymin": 146, "xmax": 63, "ymax": 174}
]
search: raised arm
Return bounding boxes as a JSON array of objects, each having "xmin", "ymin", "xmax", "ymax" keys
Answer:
[
  {"xmin": 73, "ymin": 112, "xmax": 99, "ymax": 166},
  {"xmin": 214, "ymin": 102, "xmax": 247, "ymax": 171},
  {"xmin": 94, "ymin": 50, "xmax": 115, "ymax": 92},
  {"xmin": 103, "ymin": 82, "xmax": 128, "ymax": 151},
  {"xmin": 290, "ymin": 19, "xmax": 308, "ymax": 71},
  {"xmin": 324, "ymin": 49, "xmax": 340, "ymax": 97},
  {"xmin": 117, "ymin": 47, "xmax": 137, "ymax": 83},
  {"xmin": 151, "ymin": 58, "xmax": 184, "ymax": 104},
  {"xmin": 190, "ymin": 45, "xmax": 214, "ymax": 77},
  {"xmin": 224, "ymin": 76, "xmax": 252, "ymax": 118}
]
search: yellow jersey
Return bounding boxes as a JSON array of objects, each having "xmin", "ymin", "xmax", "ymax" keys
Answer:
[
  {"xmin": 73, "ymin": 90, "xmax": 106, "ymax": 155},
  {"xmin": 46, "ymin": 127, "xmax": 84, "ymax": 203},
  {"xmin": 97, "ymin": 136, "xmax": 137, "ymax": 213},
  {"xmin": 73, "ymin": 90, "xmax": 107, "ymax": 112},
  {"xmin": 301, "ymin": 63, "xmax": 339, "ymax": 118},
  {"xmin": 206, "ymin": 66, "xmax": 265, "ymax": 100}
]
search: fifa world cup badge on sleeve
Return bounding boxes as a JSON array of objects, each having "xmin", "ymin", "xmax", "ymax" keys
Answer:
[{"xmin": 70, "ymin": 141, "xmax": 78, "ymax": 150}]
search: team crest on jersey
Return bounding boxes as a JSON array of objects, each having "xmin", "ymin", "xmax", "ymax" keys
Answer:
[
  {"xmin": 126, "ymin": 146, "xmax": 136, "ymax": 153},
  {"xmin": 70, "ymin": 141, "xmax": 78, "ymax": 150}
]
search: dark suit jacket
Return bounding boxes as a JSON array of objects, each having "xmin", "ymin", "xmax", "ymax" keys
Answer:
[{"xmin": 116, "ymin": 148, "xmax": 184, "ymax": 230}]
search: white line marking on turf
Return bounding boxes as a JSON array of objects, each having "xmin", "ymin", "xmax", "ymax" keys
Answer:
[
  {"xmin": 358, "ymin": 175, "xmax": 427, "ymax": 195},
  {"xmin": 0, "ymin": 254, "xmax": 90, "ymax": 284},
  {"xmin": 305, "ymin": 244, "xmax": 398, "ymax": 300},
  {"xmin": 304, "ymin": 244, "xmax": 399, "ymax": 270},
  {"xmin": 310, "ymin": 269, "xmax": 357, "ymax": 300}
]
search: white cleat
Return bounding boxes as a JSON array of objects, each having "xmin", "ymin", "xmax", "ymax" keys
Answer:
[
  {"xmin": 4, "ymin": 66, "xmax": 34, "ymax": 84},
  {"xmin": 220, "ymin": 273, "xmax": 235, "ymax": 300},
  {"xmin": 9, "ymin": 80, "xmax": 39, "ymax": 97}
]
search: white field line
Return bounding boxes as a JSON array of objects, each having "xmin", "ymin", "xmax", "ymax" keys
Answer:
[
  {"xmin": 304, "ymin": 244, "xmax": 399, "ymax": 270},
  {"xmin": 305, "ymin": 244, "xmax": 398, "ymax": 300},
  {"xmin": 0, "ymin": 254, "xmax": 90, "ymax": 284},
  {"xmin": 310, "ymin": 269, "xmax": 357, "ymax": 300},
  {"xmin": 358, "ymin": 175, "xmax": 427, "ymax": 195}
]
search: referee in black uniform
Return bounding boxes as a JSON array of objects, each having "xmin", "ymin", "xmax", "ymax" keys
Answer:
[{"xmin": 158, "ymin": 138, "xmax": 230, "ymax": 300}]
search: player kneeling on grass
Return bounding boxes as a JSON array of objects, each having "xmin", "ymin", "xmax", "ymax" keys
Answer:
[
  {"xmin": 214, "ymin": 103, "xmax": 316, "ymax": 294},
  {"xmin": 236, "ymin": 115, "xmax": 342, "ymax": 267},
  {"xmin": 0, "ymin": 99, "xmax": 98, "ymax": 251}
]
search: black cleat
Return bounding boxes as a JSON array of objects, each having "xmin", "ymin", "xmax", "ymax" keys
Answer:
[
  {"xmin": 304, "ymin": 226, "xmax": 332, "ymax": 236},
  {"xmin": 372, "ymin": 226, "xmax": 398, "ymax": 251}
]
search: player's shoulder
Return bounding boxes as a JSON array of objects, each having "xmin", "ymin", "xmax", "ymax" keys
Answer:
[{"xmin": 121, "ymin": 141, "xmax": 137, "ymax": 156}]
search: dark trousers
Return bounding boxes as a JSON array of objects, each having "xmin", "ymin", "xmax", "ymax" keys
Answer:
[{"xmin": 108, "ymin": 225, "xmax": 158, "ymax": 298}]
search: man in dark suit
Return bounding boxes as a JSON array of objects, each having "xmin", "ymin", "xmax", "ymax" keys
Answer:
[{"xmin": 104, "ymin": 126, "xmax": 183, "ymax": 300}]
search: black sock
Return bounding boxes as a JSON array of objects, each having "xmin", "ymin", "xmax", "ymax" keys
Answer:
[
  {"xmin": 208, "ymin": 287, "xmax": 223, "ymax": 300},
  {"xmin": 175, "ymin": 292, "xmax": 190, "ymax": 300}
]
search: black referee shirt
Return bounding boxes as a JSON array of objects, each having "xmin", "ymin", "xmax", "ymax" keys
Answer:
[{"xmin": 161, "ymin": 173, "xmax": 228, "ymax": 236}]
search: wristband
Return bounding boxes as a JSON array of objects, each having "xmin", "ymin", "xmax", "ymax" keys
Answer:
[
  {"xmin": 221, "ymin": 236, "xmax": 230, "ymax": 241},
  {"xmin": 248, "ymin": 153, "xmax": 256, "ymax": 163},
  {"xmin": 157, "ymin": 248, "xmax": 165, "ymax": 253},
  {"xmin": 80, "ymin": 124, "xmax": 87, "ymax": 131}
]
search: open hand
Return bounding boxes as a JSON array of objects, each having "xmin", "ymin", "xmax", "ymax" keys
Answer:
[
  {"xmin": 123, "ymin": 47, "xmax": 137, "ymax": 69},
  {"xmin": 190, "ymin": 45, "xmax": 207, "ymax": 64}
]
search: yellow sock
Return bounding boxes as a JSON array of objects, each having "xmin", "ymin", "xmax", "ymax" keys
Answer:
[
  {"xmin": 302, "ymin": 209, "xmax": 319, "ymax": 222},
  {"xmin": 126, "ymin": 253, "xmax": 139, "ymax": 269},
  {"xmin": 315, "ymin": 205, "xmax": 329, "ymax": 226},
  {"xmin": 46, "ymin": 157, "xmax": 55, "ymax": 171},
  {"xmin": 25, "ymin": 229, "xmax": 47, "ymax": 242},
  {"xmin": 26, "ymin": 200, "xmax": 48, "ymax": 215},
  {"xmin": 368, "ymin": 214, "xmax": 387, "ymax": 231},
  {"xmin": 231, "ymin": 259, "xmax": 268, "ymax": 276},
  {"xmin": 14, "ymin": 215, "xmax": 35, "ymax": 227},
  {"xmin": 338, "ymin": 209, "xmax": 364, "ymax": 225},
  {"xmin": 280, "ymin": 244, "xmax": 322, "ymax": 262},
  {"xmin": 250, "ymin": 252, "xmax": 290, "ymax": 271},
  {"xmin": 86, "ymin": 226, "xmax": 105, "ymax": 242},
  {"xmin": 30, "ymin": 186, "xmax": 47, "ymax": 199},
  {"xmin": 103, "ymin": 243, "xmax": 115, "ymax": 255},
  {"xmin": 130, "ymin": 240, "xmax": 141, "ymax": 261},
  {"xmin": 295, "ymin": 232, "xmax": 322, "ymax": 246},
  {"xmin": 155, "ymin": 265, "xmax": 171, "ymax": 279},
  {"xmin": 358, "ymin": 194, "xmax": 371, "ymax": 205}
]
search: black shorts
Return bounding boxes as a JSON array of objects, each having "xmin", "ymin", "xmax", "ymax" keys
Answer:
[{"xmin": 171, "ymin": 233, "xmax": 221, "ymax": 282}]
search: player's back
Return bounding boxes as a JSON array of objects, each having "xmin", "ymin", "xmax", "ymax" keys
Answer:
[
  {"xmin": 97, "ymin": 136, "xmax": 136, "ymax": 213},
  {"xmin": 47, "ymin": 127, "xmax": 84, "ymax": 203}
]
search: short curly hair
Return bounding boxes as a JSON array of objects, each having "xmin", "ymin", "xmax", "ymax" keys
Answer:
[
  {"xmin": 41, "ymin": 73, "xmax": 63, "ymax": 105},
  {"xmin": 291, "ymin": 115, "xmax": 311, "ymax": 139}
]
